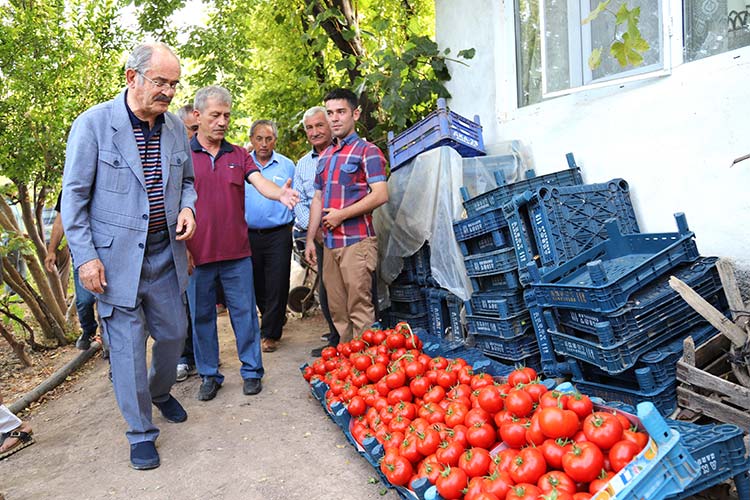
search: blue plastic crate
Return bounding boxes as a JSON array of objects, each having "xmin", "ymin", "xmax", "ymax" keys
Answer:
[
  {"xmin": 389, "ymin": 283, "xmax": 423, "ymax": 302},
  {"xmin": 504, "ymin": 178, "xmax": 640, "ymax": 282},
  {"xmin": 387, "ymin": 98, "xmax": 485, "ymax": 171},
  {"xmin": 470, "ymin": 268, "xmax": 522, "ymax": 294},
  {"xmin": 573, "ymin": 377, "xmax": 678, "ymax": 416},
  {"xmin": 566, "ymin": 322, "xmax": 718, "ymax": 389},
  {"xmin": 390, "ymin": 311, "xmax": 430, "ymax": 331},
  {"xmin": 461, "ymin": 154, "xmax": 584, "ymax": 217},
  {"xmin": 666, "ymin": 420, "xmax": 750, "ymax": 500},
  {"xmin": 464, "ymin": 246, "xmax": 518, "ymax": 277},
  {"xmin": 554, "ymin": 257, "xmax": 725, "ymax": 341},
  {"xmin": 390, "ymin": 298, "xmax": 428, "ymax": 316},
  {"xmin": 527, "ymin": 213, "xmax": 701, "ymax": 312},
  {"xmin": 524, "ymin": 289, "xmax": 566, "ymax": 377},
  {"xmin": 465, "ymin": 310, "xmax": 531, "ymax": 339},
  {"xmin": 469, "ymin": 327, "xmax": 539, "ymax": 360},
  {"xmin": 467, "ymin": 289, "xmax": 526, "ymax": 318},
  {"xmin": 457, "ymin": 227, "xmax": 511, "ymax": 257},
  {"xmin": 483, "ymin": 351, "xmax": 542, "ymax": 373},
  {"xmin": 424, "ymin": 288, "xmax": 464, "ymax": 341},
  {"xmin": 452, "ymin": 209, "xmax": 507, "ymax": 242}
]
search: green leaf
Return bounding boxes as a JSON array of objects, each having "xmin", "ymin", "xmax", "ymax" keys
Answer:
[
  {"xmin": 588, "ymin": 47, "xmax": 603, "ymax": 70},
  {"xmin": 582, "ymin": 0, "xmax": 611, "ymax": 25},
  {"xmin": 457, "ymin": 47, "xmax": 476, "ymax": 59},
  {"xmin": 615, "ymin": 3, "xmax": 630, "ymax": 25},
  {"xmin": 341, "ymin": 28, "xmax": 357, "ymax": 41}
]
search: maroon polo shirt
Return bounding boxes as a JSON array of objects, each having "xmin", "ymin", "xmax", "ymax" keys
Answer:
[{"xmin": 186, "ymin": 136, "xmax": 259, "ymax": 266}]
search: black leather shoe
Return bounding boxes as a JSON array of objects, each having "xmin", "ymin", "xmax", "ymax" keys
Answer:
[
  {"xmin": 243, "ymin": 378, "xmax": 262, "ymax": 396},
  {"xmin": 197, "ymin": 377, "xmax": 221, "ymax": 401},
  {"xmin": 153, "ymin": 395, "xmax": 187, "ymax": 423},
  {"xmin": 75, "ymin": 333, "xmax": 92, "ymax": 350},
  {"xmin": 130, "ymin": 441, "xmax": 160, "ymax": 470}
]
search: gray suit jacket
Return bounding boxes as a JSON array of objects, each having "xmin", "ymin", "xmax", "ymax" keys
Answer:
[{"xmin": 61, "ymin": 90, "xmax": 197, "ymax": 308}]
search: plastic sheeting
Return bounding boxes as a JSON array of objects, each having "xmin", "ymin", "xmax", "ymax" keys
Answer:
[{"xmin": 374, "ymin": 144, "xmax": 531, "ymax": 303}]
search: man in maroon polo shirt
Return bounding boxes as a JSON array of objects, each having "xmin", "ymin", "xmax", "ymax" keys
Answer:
[{"xmin": 186, "ymin": 85, "xmax": 298, "ymax": 401}]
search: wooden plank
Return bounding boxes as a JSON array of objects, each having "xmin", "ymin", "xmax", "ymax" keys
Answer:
[
  {"xmin": 682, "ymin": 336, "xmax": 695, "ymax": 367},
  {"xmin": 676, "ymin": 360, "xmax": 750, "ymax": 408},
  {"xmin": 669, "ymin": 276, "xmax": 748, "ymax": 347},
  {"xmin": 691, "ymin": 333, "xmax": 730, "ymax": 368},
  {"xmin": 716, "ymin": 258, "xmax": 749, "ymax": 328},
  {"xmin": 677, "ymin": 386, "xmax": 750, "ymax": 428}
]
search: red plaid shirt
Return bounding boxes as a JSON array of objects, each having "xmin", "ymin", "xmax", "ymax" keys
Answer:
[{"xmin": 314, "ymin": 132, "xmax": 387, "ymax": 248}]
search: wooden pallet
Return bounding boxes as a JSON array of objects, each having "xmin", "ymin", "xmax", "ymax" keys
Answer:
[{"xmin": 676, "ymin": 334, "xmax": 750, "ymax": 428}]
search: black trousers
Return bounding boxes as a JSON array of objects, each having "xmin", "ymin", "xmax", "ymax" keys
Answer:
[{"xmin": 248, "ymin": 224, "xmax": 293, "ymax": 341}]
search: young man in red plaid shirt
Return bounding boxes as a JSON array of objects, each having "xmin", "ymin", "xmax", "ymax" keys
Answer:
[{"xmin": 305, "ymin": 89, "xmax": 388, "ymax": 355}]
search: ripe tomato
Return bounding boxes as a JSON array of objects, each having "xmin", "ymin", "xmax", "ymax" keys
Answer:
[
  {"xmin": 583, "ymin": 412, "xmax": 624, "ymax": 450},
  {"xmin": 385, "ymin": 369, "xmax": 407, "ymax": 389},
  {"xmin": 436, "ymin": 466, "xmax": 469, "ymax": 500},
  {"xmin": 470, "ymin": 372, "xmax": 495, "ymax": 390},
  {"xmin": 467, "ymin": 421, "xmax": 497, "ymax": 449},
  {"xmin": 537, "ymin": 470, "xmax": 577, "ymax": 495},
  {"xmin": 537, "ymin": 406, "xmax": 580, "ymax": 439},
  {"xmin": 415, "ymin": 428, "xmax": 442, "ymax": 457},
  {"xmin": 608, "ymin": 439, "xmax": 641, "ymax": 472},
  {"xmin": 417, "ymin": 457, "xmax": 445, "ymax": 484},
  {"xmin": 465, "ymin": 407, "xmax": 491, "ymax": 427},
  {"xmin": 424, "ymin": 385, "xmax": 447, "ymax": 404},
  {"xmin": 540, "ymin": 438, "xmax": 573, "ymax": 470},
  {"xmin": 380, "ymin": 453, "xmax": 413, "ymax": 486},
  {"xmin": 507, "ymin": 483, "xmax": 542, "ymax": 500},
  {"xmin": 409, "ymin": 376, "xmax": 430, "ymax": 398},
  {"xmin": 525, "ymin": 412, "xmax": 546, "ymax": 446},
  {"xmin": 588, "ymin": 470, "xmax": 615, "ymax": 494},
  {"xmin": 386, "ymin": 332, "xmax": 406, "ymax": 350},
  {"xmin": 508, "ymin": 366, "xmax": 537, "ymax": 387},
  {"xmin": 562, "ymin": 442, "xmax": 605, "ymax": 483},
  {"xmin": 622, "ymin": 427, "xmax": 649, "ymax": 451},
  {"xmin": 477, "ymin": 385, "xmax": 504, "ymax": 414},
  {"xmin": 505, "ymin": 389, "xmax": 534, "ymax": 417},
  {"xmin": 509, "ymin": 447, "xmax": 547, "ymax": 484},
  {"xmin": 435, "ymin": 369, "xmax": 458, "ymax": 388},
  {"xmin": 566, "ymin": 393, "xmax": 594, "ymax": 418},
  {"xmin": 573, "ymin": 493, "xmax": 593, "ymax": 500},
  {"xmin": 436, "ymin": 440, "xmax": 465, "ymax": 466},
  {"xmin": 366, "ymin": 362, "xmax": 387, "ymax": 383},
  {"xmin": 539, "ymin": 390, "xmax": 570, "ymax": 409},
  {"xmin": 499, "ymin": 418, "xmax": 529, "ymax": 449},
  {"xmin": 387, "ymin": 386, "xmax": 413, "ymax": 405},
  {"xmin": 483, "ymin": 470, "xmax": 514, "ymax": 499},
  {"xmin": 458, "ymin": 447, "xmax": 493, "ymax": 478},
  {"xmin": 523, "ymin": 381, "xmax": 548, "ymax": 402},
  {"xmin": 321, "ymin": 346, "xmax": 338, "ymax": 360},
  {"xmin": 445, "ymin": 402, "xmax": 470, "ymax": 428},
  {"xmin": 346, "ymin": 395, "xmax": 366, "ymax": 417}
]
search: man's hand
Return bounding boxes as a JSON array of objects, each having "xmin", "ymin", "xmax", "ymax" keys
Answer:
[
  {"xmin": 44, "ymin": 249, "xmax": 57, "ymax": 273},
  {"xmin": 176, "ymin": 208, "xmax": 196, "ymax": 241},
  {"xmin": 187, "ymin": 249, "xmax": 195, "ymax": 276},
  {"xmin": 304, "ymin": 241, "xmax": 317, "ymax": 267},
  {"xmin": 79, "ymin": 259, "xmax": 107, "ymax": 294},
  {"xmin": 278, "ymin": 178, "xmax": 300, "ymax": 210},
  {"xmin": 322, "ymin": 207, "xmax": 346, "ymax": 230}
]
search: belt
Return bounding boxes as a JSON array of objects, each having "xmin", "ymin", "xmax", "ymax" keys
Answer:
[{"xmin": 248, "ymin": 222, "xmax": 293, "ymax": 235}]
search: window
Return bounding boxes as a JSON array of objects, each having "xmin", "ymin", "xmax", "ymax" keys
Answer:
[
  {"xmin": 516, "ymin": 0, "xmax": 750, "ymax": 106},
  {"xmin": 684, "ymin": 0, "xmax": 750, "ymax": 61}
]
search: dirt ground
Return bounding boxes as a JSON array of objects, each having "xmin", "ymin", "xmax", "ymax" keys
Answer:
[{"xmin": 0, "ymin": 310, "xmax": 401, "ymax": 500}]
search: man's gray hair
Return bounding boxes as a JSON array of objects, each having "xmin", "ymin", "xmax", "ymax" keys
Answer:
[
  {"xmin": 126, "ymin": 42, "xmax": 179, "ymax": 75},
  {"xmin": 250, "ymin": 119, "xmax": 278, "ymax": 138},
  {"xmin": 176, "ymin": 103, "xmax": 194, "ymax": 121},
  {"xmin": 194, "ymin": 86, "xmax": 232, "ymax": 112},
  {"xmin": 302, "ymin": 106, "xmax": 327, "ymax": 125}
]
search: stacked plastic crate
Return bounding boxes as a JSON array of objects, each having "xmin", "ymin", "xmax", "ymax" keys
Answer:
[
  {"xmin": 452, "ymin": 155, "xmax": 584, "ymax": 371},
  {"xmin": 502, "ymin": 177, "xmax": 731, "ymax": 415}
]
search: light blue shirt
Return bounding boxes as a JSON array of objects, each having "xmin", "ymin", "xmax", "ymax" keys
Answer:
[
  {"xmin": 244, "ymin": 150, "xmax": 295, "ymax": 229},
  {"xmin": 293, "ymin": 148, "xmax": 320, "ymax": 231}
]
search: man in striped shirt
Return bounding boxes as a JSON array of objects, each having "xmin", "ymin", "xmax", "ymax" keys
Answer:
[
  {"xmin": 305, "ymin": 89, "xmax": 388, "ymax": 346},
  {"xmin": 293, "ymin": 106, "xmax": 338, "ymax": 354}
]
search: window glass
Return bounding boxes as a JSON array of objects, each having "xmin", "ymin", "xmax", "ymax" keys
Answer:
[{"xmin": 684, "ymin": 0, "xmax": 750, "ymax": 60}]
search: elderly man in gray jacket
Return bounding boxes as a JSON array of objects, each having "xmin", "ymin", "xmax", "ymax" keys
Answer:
[{"xmin": 62, "ymin": 42, "xmax": 197, "ymax": 470}]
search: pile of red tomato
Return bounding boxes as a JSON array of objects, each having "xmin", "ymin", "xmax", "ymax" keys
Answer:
[{"xmin": 302, "ymin": 323, "xmax": 651, "ymax": 500}]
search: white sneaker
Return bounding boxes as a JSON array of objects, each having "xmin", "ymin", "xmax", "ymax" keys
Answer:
[{"xmin": 176, "ymin": 363, "xmax": 189, "ymax": 382}]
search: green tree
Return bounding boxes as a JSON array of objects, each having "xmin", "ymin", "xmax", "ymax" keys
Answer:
[{"xmin": 0, "ymin": 0, "xmax": 132, "ymax": 358}]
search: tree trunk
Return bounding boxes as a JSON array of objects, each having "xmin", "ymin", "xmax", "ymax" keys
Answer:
[{"xmin": 0, "ymin": 321, "xmax": 32, "ymax": 367}]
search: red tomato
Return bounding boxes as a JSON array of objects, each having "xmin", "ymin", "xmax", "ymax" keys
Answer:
[
  {"xmin": 573, "ymin": 493, "xmax": 593, "ymax": 500},
  {"xmin": 537, "ymin": 406, "xmax": 580, "ymax": 439},
  {"xmin": 467, "ymin": 421, "xmax": 497, "ymax": 449},
  {"xmin": 436, "ymin": 466, "xmax": 469, "ymax": 500},
  {"xmin": 562, "ymin": 442, "xmax": 605, "ymax": 483},
  {"xmin": 505, "ymin": 389, "xmax": 534, "ymax": 417},
  {"xmin": 540, "ymin": 438, "xmax": 573, "ymax": 470},
  {"xmin": 347, "ymin": 395, "xmax": 366, "ymax": 417},
  {"xmin": 386, "ymin": 332, "xmax": 406, "ymax": 349},
  {"xmin": 499, "ymin": 418, "xmax": 529, "ymax": 449},
  {"xmin": 399, "ymin": 436, "xmax": 423, "ymax": 464},
  {"xmin": 566, "ymin": 393, "xmax": 594, "ymax": 419},
  {"xmin": 622, "ymin": 427, "xmax": 649, "ymax": 451},
  {"xmin": 436, "ymin": 440, "xmax": 465, "ymax": 466},
  {"xmin": 583, "ymin": 412, "xmax": 624, "ymax": 450},
  {"xmin": 424, "ymin": 385, "xmax": 447, "ymax": 404},
  {"xmin": 608, "ymin": 439, "xmax": 641, "ymax": 472},
  {"xmin": 482, "ymin": 470, "xmax": 514, "ymax": 499},
  {"xmin": 477, "ymin": 385, "xmax": 504, "ymax": 414},
  {"xmin": 380, "ymin": 453, "xmax": 413, "ymax": 486},
  {"xmin": 409, "ymin": 376, "xmax": 430, "ymax": 398},
  {"xmin": 445, "ymin": 401, "xmax": 470, "ymax": 428},
  {"xmin": 417, "ymin": 456, "xmax": 444, "ymax": 484},
  {"xmin": 458, "ymin": 447, "xmax": 493, "ymax": 478},
  {"xmin": 507, "ymin": 483, "xmax": 542, "ymax": 500},
  {"xmin": 470, "ymin": 372, "xmax": 495, "ymax": 390},
  {"xmin": 465, "ymin": 407, "xmax": 492, "ymax": 427},
  {"xmin": 321, "ymin": 346, "xmax": 338, "ymax": 360},
  {"xmin": 537, "ymin": 470, "xmax": 577, "ymax": 494},
  {"xmin": 588, "ymin": 470, "xmax": 615, "ymax": 494},
  {"xmin": 491, "ymin": 448, "xmax": 518, "ymax": 474},
  {"xmin": 508, "ymin": 366, "xmax": 537, "ymax": 387},
  {"xmin": 525, "ymin": 412, "xmax": 546, "ymax": 446},
  {"xmin": 366, "ymin": 362, "xmax": 387, "ymax": 383},
  {"xmin": 523, "ymin": 381, "xmax": 548, "ymax": 402},
  {"xmin": 508, "ymin": 447, "xmax": 547, "ymax": 484},
  {"xmin": 435, "ymin": 369, "xmax": 458, "ymax": 388}
]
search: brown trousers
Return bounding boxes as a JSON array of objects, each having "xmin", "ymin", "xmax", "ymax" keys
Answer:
[{"xmin": 323, "ymin": 237, "xmax": 378, "ymax": 343}]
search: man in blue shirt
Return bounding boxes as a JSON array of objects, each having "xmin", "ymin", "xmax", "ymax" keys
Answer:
[{"xmin": 245, "ymin": 120, "xmax": 296, "ymax": 353}]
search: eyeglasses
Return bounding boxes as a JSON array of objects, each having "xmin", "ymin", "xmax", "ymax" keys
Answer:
[{"xmin": 137, "ymin": 70, "xmax": 181, "ymax": 91}]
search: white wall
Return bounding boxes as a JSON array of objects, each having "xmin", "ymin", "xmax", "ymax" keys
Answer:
[{"xmin": 436, "ymin": 0, "xmax": 750, "ymax": 272}]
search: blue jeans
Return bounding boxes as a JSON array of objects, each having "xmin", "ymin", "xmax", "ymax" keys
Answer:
[
  {"xmin": 73, "ymin": 267, "xmax": 98, "ymax": 336},
  {"xmin": 187, "ymin": 257, "xmax": 263, "ymax": 384}
]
